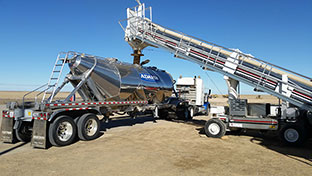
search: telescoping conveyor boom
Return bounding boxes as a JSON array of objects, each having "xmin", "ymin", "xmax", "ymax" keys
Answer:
[{"xmin": 120, "ymin": 3, "xmax": 312, "ymax": 112}]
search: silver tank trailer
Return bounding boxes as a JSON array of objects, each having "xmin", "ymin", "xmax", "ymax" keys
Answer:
[{"xmin": 68, "ymin": 55, "xmax": 174, "ymax": 103}]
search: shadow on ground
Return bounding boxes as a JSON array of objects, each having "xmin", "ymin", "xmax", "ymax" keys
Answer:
[
  {"xmin": 246, "ymin": 130, "xmax": 312, "ymax": 166},
  {"xmin": 171, "ymin": 118, "xmax": 207, "ymax": 127},
  {"xmin": 100, "ymin": 115, "xmax": 157, "ymax": 131},
  {"xmin": 0, "ymin": 115, "xmax": 157, "ymax": 152},
  {"xmin": 0, "ymin": 142, "xmax": 29, "ymax": 156},
  {"xmin": 67, "ymin": 115, "xmax": 157, "ymax": 148},
  {"xmin": 177, "ymin": 117, "xmax": 312, "ymax": 166}
]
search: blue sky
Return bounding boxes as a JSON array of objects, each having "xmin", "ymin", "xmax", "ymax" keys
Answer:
[{"xmin": 0, "ymin": 0, "xmax": 311, "ymax": 94}]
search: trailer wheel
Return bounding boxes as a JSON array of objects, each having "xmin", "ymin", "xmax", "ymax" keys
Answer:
[
  {"xmin": 187, "ymin": 107, "xmax": 194, "ymax": 120},
  {"xmin": 204, "ymin": 119, "xmax": 226, "ymax": 138},
  {"xmin": 279, "ymin": 124, "xmax": 307, "ymax": 146},
  {"xmin": 49, "ymin": 115, "xmax": 77, "ymax": 146},
  {"xmin": 77, "ymin": 113, "xmax": 100, "ymax": 141},
  {"xmin": 15, "ymin": 122, "xmax": 32, "ymax": 142}
]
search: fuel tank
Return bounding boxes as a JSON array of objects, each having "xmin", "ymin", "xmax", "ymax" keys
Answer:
[{"xmin": 68, "ymin": 55, "xmax": 174, "ymax": 103}]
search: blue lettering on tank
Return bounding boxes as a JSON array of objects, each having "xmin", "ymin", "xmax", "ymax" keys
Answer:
[{"xmin": 140, "ymin": 73, "xmax": 160, "ymax": 82}]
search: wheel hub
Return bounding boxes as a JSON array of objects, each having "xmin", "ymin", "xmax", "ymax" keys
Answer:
[
  {"xmin": 85, "ymin": 119, "xmax": 98, "ymax": 136},
  {"xmin": 284, "ymin": 128, "xmax": 299, "ymax": 143},
  {"xmin": 57, "ymin": 122, "xmax": 73, "ymax": 142},
  {"xmin": 208, "ymin": 123, "xmax": 220, "ymax": 135}
]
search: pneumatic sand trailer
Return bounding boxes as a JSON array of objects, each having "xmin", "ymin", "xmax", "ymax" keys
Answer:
[{"xmin": 1, "ymin": 51, "xmax": 193, "ymax": 148}]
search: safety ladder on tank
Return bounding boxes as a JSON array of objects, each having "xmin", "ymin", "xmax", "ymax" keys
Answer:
[
  {"xmin": 121, "ymin": 3, "xmax": 312, "ymax": 111},
  {"xmin": 40, "ymin": 52, "xmax": 69, "ymax": 103}
]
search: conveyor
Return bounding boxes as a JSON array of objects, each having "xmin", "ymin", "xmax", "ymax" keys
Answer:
[{"xmin": 121, "ymin": 3, "xmax": 312, "ymax": 112}]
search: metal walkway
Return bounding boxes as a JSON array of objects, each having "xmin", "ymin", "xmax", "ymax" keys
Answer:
[{"xmin": 121, "ymin": 3, "xmax": 312, "ymax": 111}]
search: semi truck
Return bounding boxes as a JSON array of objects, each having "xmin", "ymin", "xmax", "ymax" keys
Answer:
[
  {"xmin": 120, "ymin": 1, "xmax": 312, "ymax": 145},
  {"xmin": 1, "ymin": 51, "xmax": 193, "ymax": 148},
  {"xmin": 176, "ymin": 76, "xmax": 210, "ymax": 116}
]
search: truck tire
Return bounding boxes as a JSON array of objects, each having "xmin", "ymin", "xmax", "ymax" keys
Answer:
[
  {"xmin": 176, "ymin": 107, "xmax": 193, "ymax": 120},
  {"xmin": 279, "ymin": 124, "xmax": 307, "ymax": 146},
  {"xmin": 186, "ymin": 107, "xmax": 194, "ymax": 120},
  {"xmin": 77, "ymin": 113, "xmax": 100, "ymax": 141},
  {"xmin": 204, "ymin": 118, "xmax": 226, "ymax": 138},
  {"xmin": 15, "ymin": 122, "xmax": 32, "ymax": 142},
  {"xmin": 48, "ymin": 115, "xmax": 77, "ymax": 146},
  {"xmin": 158, "ymin": 110, "xmax": 169, "ymax": 119}
]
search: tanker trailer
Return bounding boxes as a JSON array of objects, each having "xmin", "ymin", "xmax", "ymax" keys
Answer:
[
  {"xmin": 1, "ymin": 51, "xmax": 193, "ymax": 148},
  {"xmin": 67, "ymin": 54, "xmax": 173, "ymax": 103}
]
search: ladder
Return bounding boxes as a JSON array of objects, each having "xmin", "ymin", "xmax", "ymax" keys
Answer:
[
  {"xmin": 121, "ymin": 3, "xmax": 312, "ymax": 111},
  {"xmin": 41, "ymin": 52, "xmax": 68, "ymax": 103}
]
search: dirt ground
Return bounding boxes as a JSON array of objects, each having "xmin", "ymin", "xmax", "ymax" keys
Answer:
[
  {"xmin": 0, "ymin": 93, "xmax": 311, "ymax": 176},
  {"xmin": 0, "ymin": 115, "xmax": 311, "ymax": 175}
]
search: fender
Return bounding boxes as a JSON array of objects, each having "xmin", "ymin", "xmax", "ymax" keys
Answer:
[{"xmin": 48, "ymin": 107, "xmax": 100, "ymax": 122}]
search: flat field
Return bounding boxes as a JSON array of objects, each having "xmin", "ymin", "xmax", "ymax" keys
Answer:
[
  {"xmin": 0, "ymin": 91, "xmax": 74, "ymax": 104},
  {"xmin": 0, "ymin": 92, "xmax": 311, "ymax": 176}
]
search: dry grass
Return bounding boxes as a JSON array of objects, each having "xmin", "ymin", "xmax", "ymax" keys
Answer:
[
  {"xmin": 0, "ymin": 91, "xmax": 78, "ymax": 104},
  {"xmin": 0, "ymin": 91, "xmax": 279, "ymax": 105}
]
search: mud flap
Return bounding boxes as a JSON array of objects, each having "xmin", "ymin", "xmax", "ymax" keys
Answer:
[
  {"xmin": 1, "ymin": 116, "xmax": 14, "ymax": 143},
  {"xmin": 31, "ymin": 119, "xmax": 47, "ymax": 149}
]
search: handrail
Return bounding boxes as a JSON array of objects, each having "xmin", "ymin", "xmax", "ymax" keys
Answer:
[{"xmin": 22, "ymin": 83, "xmax": 48, "ymax": 111}]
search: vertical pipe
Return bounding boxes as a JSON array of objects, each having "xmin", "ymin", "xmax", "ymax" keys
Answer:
[{"xmin": 131, "ymin": 50, "xmax": 144, "ymax": 65}]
